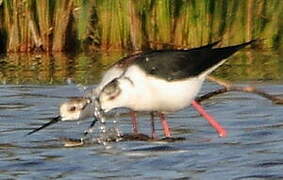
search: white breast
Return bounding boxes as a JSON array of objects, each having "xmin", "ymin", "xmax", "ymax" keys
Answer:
[{"xmin": 123, "ymin": 65, "xmax": 204, "ymax": 112}]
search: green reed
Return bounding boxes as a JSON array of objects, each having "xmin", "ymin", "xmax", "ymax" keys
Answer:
[{"xmin": 0, "ymin": 0, "xmax": 282, "ymax": 52}]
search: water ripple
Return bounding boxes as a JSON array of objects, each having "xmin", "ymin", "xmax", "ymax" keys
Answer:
[{"xmin": 0, "ymin": 83, "xmax": 282, "ymax": 179}]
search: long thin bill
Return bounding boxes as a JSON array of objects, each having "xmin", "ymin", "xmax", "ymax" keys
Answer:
[
  {"xmin": 26, "ymin": 116, "xmax": 61, "ymax": 136},
  {"xmin": 84, "ymin": 118, "xmax": 98, "ymax": 136}
]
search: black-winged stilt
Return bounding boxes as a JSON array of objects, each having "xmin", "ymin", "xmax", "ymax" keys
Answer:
[{"xmin": 27, "ymin": 40, "xmax": 255, "ymax": 137}]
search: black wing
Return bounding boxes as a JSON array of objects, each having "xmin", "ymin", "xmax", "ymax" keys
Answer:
[{"xmin": 133, "ymin": 40, "xmax": 255, "ymax": 81}]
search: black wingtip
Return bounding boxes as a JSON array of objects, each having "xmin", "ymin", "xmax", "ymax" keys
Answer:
[
  {"xmin": 26, "ymin": 116, "xmax": 61, "ymax": 136},
  {"xmin": 239, "ymin": 39, "xmax": 258, "ymax": 48},
  {"xmin": 192, "ymin": 40, "xmax": 221, "ymax": 51},
  {"xmin": 209, "ymin": 40, "xmax": 222, "ymax": 47},
  {"xmin": 216, "ymin": 39, "xmax": 258, "ymax": 58}
]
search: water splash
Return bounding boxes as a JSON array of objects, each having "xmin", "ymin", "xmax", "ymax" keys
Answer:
[
  {"xmin": 113, "ymin": 112, "xmax": 123, "ymax": 139},
  {"xmin": 83, "ymin": 97, "xmax": 123, "ymax": 145},
  {"xmin": 77, "ymin": 84, "xmax": 88, "ymax": 93},
  {"xmin": 82, "ymin": 96, "xmax": 103, "ymax": 136},
  {"xmin": 66, "ymin": 78, "xmax": 74, "ymax": 85}
]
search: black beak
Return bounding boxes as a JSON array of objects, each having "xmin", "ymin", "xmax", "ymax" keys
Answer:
[
  {"xmin": 26, "ymin": 116, "xmax": 62, "ymax": 136},
  {"xmin": 84, "ymin": 117, "xmax": 98, "ymax": 136},
  {"xmin": 84, "ymin": 97, "xmax": 104, "ymax": 136}
]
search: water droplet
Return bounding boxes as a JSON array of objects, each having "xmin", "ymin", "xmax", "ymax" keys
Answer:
[
  {"xmin": 66, "ymin": 78, "xmax": 73, "ymax": 85},
  {"xmin": 77, "ymin": 84, "xmax": 88, "ymax": 92}
]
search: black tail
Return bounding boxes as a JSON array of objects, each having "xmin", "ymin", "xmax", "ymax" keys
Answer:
[
  {"xmin": 213, "ymin": 40, "xmax": 256, "ymax": 61},
  {"xmin": 198, "ymin": 40, "xmax": 256, "ymax": 78}
]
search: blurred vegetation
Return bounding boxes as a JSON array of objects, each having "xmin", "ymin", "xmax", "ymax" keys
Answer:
[{"xmin": 0, "ymin": 0, "xmax": 282, "ymax": 53}]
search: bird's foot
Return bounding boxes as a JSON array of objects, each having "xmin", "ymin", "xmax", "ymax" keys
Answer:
[{"xmin": 160, "ymin": 136, "xmax": 186, "ymax": 142}]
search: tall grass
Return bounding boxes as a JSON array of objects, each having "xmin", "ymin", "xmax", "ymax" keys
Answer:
[
  {"xmin": 36, "ymin": 0, "xmax": 51, "ymax": 52},
  {"xmin": 95, "ymin": 0, "xmax": 131, "ymax": 49},
  {"xmin": 0, "ymin": 0, "xmax": 282, "ymax": 52},
  {"xmin": 52, "ymin": 0, "xmax": 74, "ymax": 51}
]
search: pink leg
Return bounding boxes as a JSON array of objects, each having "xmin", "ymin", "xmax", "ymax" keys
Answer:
[
  {"xmin": 159, "ymin": 112, "xmax": 172, "ymax": 137},
  {"xmin": 130, "ymin": 111, "xmax": 138, "ymax": 134},
  {"xmin": 150, "ymin": 112, "xmax": 157, "ymax": 139},
  {"xmin": 191, "ymin": 100, "xmax": 227, "ymax": 137}
]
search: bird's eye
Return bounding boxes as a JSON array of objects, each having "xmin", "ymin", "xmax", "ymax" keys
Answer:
[
  {"xmin": 69, "ymin": 106, "xmax": 76, "ymax": 112},
  {"xmin": 109, "ymin": 95, "xmax": 116, "ymax": 100}
]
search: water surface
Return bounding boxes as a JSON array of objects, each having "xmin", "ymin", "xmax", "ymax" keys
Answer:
[{"xmin": 0, "ymin": 50, "xmax": 283, "ymax": 179}]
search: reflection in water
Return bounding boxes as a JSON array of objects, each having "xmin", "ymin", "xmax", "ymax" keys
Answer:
[
  {"xmin": 0, "ymin": 50, "xmax": 282, "ymax": 85},
  {"xmin": 0, "ymin": 52, "xmax": 126, "ymax": 84},
  {"xmin": 0, "ymin": 50, "xmax": 283, "ymax": 178}
]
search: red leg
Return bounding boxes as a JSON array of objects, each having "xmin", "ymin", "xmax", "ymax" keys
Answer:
[
  {"xmin": 150, "ymin": 112, "xmax": 157, "ymax": 139},
  {"xmin": 159, "ymin": 112, "xmax": 172, "ymax": 137},
  {"xmin": 191, "ymin": 100, "xmax": 227, "ymax": 137},
  {"xmin": 130, "ymin": 111, "xmax": 138, "ymax": 134}
]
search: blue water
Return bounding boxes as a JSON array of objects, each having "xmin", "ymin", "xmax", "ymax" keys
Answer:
[{"xmin": 0, "ymin": 81, "xmax": 283, "ymax": 179}]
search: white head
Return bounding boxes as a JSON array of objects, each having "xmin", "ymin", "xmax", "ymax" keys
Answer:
[
  {"xmin": 59, "ymin": 98, "xmax": 93, "ymax": 121},
  {"xmin": 99, "ymin": 77, "xmax": 135, "ymax": 112},
  {"xmin": 27, "ymin": 77, "xmax": 134, "ymax": 136},
  {"xmin": 27, "ymin": 97, "xmax": 93, "ymax": 135}
]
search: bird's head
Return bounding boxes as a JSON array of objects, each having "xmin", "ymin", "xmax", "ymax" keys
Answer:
[
  {"xmin": 27, "ymin": 97, "xmax": 93, "ymax": 135},
  {"xmin": 27, "ymin": 77, "xmax": 135, "ymax": 136},
  {"xmin": 59, "ymin": 98, "xmax": 93, "ymax": 121}
]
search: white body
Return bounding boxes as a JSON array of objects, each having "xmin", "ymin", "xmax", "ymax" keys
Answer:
[{"xmin": 100, "ymin": 65, "xmax": 205, "ymax": 113}]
